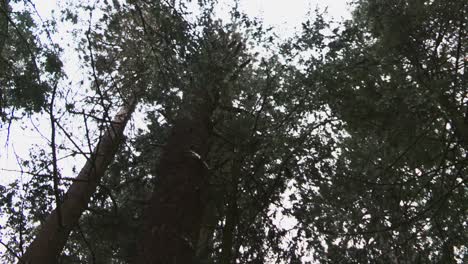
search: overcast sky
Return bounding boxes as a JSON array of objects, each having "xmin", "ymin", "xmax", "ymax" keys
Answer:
[
  {"xmin": 238, "ymin": 0, "xmax": 351, "ymax": 27},
  {"xmin": 35, "ymin": 0, "xmax": 352, "ymax": 31}
]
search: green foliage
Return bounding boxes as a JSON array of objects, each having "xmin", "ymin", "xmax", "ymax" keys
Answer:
[
  {"xmin": 0, "ymin": 1, "xmax": 62, "ymax": 121},
  {"xmin": 1, "ymin": 0, "xmax": 466, "ymax": 263},
  {"xmin": 290, "ymin": 0, "xmax": 467, "ymax": 262}
]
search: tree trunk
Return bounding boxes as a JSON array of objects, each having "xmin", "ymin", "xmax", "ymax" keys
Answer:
[
  {"xmin": 195, "ymin": 189, "xmax": 218, "ymax": 263},
  {"xmin": 135, "ymin": 90, "xmax": 216, "ymax": 263},
  {"xmin": 21, "ymin": 95, "xmax": 138, "ymax": 264},
  {"xmin": 220, "ymin": 157, "xmax": 240, "ymax": 264}
]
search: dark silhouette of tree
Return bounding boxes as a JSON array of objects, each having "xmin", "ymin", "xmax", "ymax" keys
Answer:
[{"xmin": 0, "ymin": 0, "xmax": 465, "ymax": 263}]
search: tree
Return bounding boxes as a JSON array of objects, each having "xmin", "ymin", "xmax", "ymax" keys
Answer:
[
  {"xmin": 18, "ymin": 0, "xmax": 187, "ymax": 262},
  {"xmin": 21, "ymin": 92, "xmax": 139, "ymax": 263},
  {"xmin": 0, "ymin": 0, "xmax": 60, "ymax": 122},
  {"xmin": 1, "ymin": 0, "xmax": 466, "ymax": 263},
  {"xmin": 135, "ymin": 11, "xmax": 252, "ymax": 264},
  {"xmin": 290, "ymin": 0, "xmax": 467, "ymax": 262}
]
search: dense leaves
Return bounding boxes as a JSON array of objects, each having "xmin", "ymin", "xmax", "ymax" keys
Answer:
[
  {"xmin": 291, "ymin": 0, "xmax": 467, "ymax": 262},
  {"xmin": 0, "ymin": 1, "xmax": 62, "ymax": 121},
  {"xmin": 0, "ymin": 0, "xmax": 466, "ymax": 263}
]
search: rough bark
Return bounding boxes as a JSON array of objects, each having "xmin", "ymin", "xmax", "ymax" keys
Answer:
[
  {"xmin": 136, "ymin": 91, "xmax": 216, "ymax": 263},
  {"xmin": 196, "ymin": 177, "xmax": 219, "ymax": 264},
  {"xmin": 220, "ymin": 157, "xmax": 240, "ymax": 264},
  {"xmin": 195, "ymin": 187, "xmax": 218, "ymax": 263},
  {"xmin": 21, "ymin": 95, "xmax": 138, "ymax": 264}
]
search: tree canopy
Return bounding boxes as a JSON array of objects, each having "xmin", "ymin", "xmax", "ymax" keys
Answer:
[{"xmin": 0, "ymin": 0, "xmax": 466, "ymax": 263}]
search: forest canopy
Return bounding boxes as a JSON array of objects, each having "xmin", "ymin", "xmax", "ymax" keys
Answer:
[{"xmin": 0, "ymin": 0, "xmax": 466, "ymax": 263}]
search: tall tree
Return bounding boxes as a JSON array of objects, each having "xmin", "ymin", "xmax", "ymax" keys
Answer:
[
  {"xmin": 21, "ymin": 92, "xmax": 139, "ymax": 264},
  {"xmin": 290, "ymin": 0, "xmax": 467, "ymax": 262},
  {"xmin": 135, "ymin": 15, "xmax": 252, "ymax": 264},
  {"xmin": 1, "ymin": 0, "xmax": 466, "ymax": 263}
]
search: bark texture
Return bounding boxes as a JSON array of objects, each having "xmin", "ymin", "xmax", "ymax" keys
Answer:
[
  {"xmin": 21, "ymin": 95, "xmax": 138, "ymax": 264},
  {"xmin": 220, "ymin": 157, "xmax": 240, "ymax": 264},
  {"xmin": 136, "ymin": 91, "xmax": 215, "ymax": 263}
]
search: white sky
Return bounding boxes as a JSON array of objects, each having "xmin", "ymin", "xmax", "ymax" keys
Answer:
[
  {"xmin": 35, "ymin": 0, "xmax": 352, "ymax": 31},
  {"xmin": 238, "ymin": 0, "xmax": 351, "ymax": 26}
]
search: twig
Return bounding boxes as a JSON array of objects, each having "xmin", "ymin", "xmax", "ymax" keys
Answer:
[
  {"xmin": 77, "ymin": 224, "xmax": 96, "ymax": 264},
  {"xmin": 0, "ymin": 239, "xmax": 23, "ymax": 263}
]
